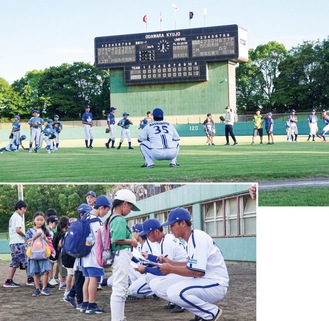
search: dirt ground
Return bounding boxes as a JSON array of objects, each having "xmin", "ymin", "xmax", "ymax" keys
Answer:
[{"xmin": 0, "ymin": 261, "xmax": 255, "ymax": 321}]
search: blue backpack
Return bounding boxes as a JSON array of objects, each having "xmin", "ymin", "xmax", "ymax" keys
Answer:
[{"xmin": 63, "ymin": 213, "xmax": 100, "ymax": 258}]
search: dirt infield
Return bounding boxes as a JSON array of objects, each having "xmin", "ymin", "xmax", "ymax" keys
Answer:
[{"xmin": 0, "ymin": 261, "xmax": 255, "ymax": 321}]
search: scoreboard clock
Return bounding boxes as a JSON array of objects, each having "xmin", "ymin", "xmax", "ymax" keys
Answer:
[{"xmin": 95, "ymin": 24, "xmax": 248, "ymax": 85}]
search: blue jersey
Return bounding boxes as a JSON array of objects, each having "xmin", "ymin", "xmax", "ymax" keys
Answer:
[
  {"xmin": 12, "ymin": 121, "xmax": 21, "ymax": 132},
  {"xmin": 324, "ymin": 116, "xmax": 329, "ymax": 126},
  {"xmin": 308, "ymin": 114, "xmax": 318, "ymax": 123},
  {"xmin": 42, "ymin": 124, "xmax": 55, "ymax": 136},
  {"xmin": 82, "ymin": 112, "xmax": 93, "ymax": 123},
  {"xmin": 139, "ymin": 118, "xmax": 148, "ymax": 129},
  {"xmin": 118, "ymin": 117, "xmax": 131, "ymax": 129},
  {"xmin": 28, "ymin": 117, "xmax": 44, "ymax": 128},
  {"xmin": 288, "ymin": 114, "xmax": 298, "ymax": 123},
  {"xmin": 107, "ymin": 113, "xmax": 115, "ymax": 125},
  {"xmin": 53, "ymin": 120, "xmax": 63, "ymax": 133}
]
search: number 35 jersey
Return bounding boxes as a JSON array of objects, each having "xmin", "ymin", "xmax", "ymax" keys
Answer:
[{"xmin": 138, "ymin": 121, "xmax": 180, "ymax": 149}]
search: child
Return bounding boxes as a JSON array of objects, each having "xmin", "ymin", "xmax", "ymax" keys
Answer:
[
  {"xmin": 117, "ymin": 112, "xmax": 133, "ymax": 150},
  {"xmin": 80, "ymin": 195, "xmax": 112, "ymax": 314},
  {"xmin": 39, "ymin": 119, "xmax": 55, "ymax": 153},
  {"xmin": 110, "ymin": 189, "xmax": 139, "ymax": 321},
  {"xmin": 203, "ymin": 113, "xmax": 215, "ymax": 145},
  {"xmin": 307, "ymin": 109, "xmax": 318, "ymax": 141},
  {"xmin": 53, "ymin": 114, "xmax": 63, "ymax": 150},
  {"xmin": 64, "ymin": 204, "xmax": 93, "ymax": 309},
  {"xmin": 105, "ymin": 107, "xmax": 117, "ymax": 149},
  {"xmin": 0, "ymin": 135, "xmax": 26, "ymax": 152},
  {"xmin": 28, "ymin": 109, "xmax": 44, "ymax": 152},
  {"xmin": 82, "ymin": 105, "xmax": 94, "ymax": 149},
  {"xmin": 11, "ymin": 115, "xmax": 21, "ymax": 149},
  {"xmin": 46, "ymin": 216, "xmax": 58, "ymax": 286},
  {"xmin": 288, "ymin": 109, "xmax": 298, "ymax": 141},
  {"xmin": 25, "ymin": 211, "xmax": 52, "ymax": 296},
  {"xmin": 251, "ymin": 109, "xmax": 264, "ymax": 145},
  {"xmin": 264, "ymin": 112, "xmax": 274, "ymax": 144}
]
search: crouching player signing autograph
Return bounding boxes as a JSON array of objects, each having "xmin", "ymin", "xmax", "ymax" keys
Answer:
[{"xmin": 152, "ymin": 208, "xmax": 229, "ymax": 321}]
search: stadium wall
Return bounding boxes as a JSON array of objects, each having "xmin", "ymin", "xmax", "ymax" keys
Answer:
[{"xmin": 127, "ymin": 184, "xmax": 256, "ymax": 262}]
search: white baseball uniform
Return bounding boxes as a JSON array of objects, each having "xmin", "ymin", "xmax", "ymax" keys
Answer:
[
  {"xmin": 151, "ymin": 229, "xmax": 229, "ymax": 320},
  {"xmin": 138, "ymin": 121, "xmax": 180, "ymax": 166}
]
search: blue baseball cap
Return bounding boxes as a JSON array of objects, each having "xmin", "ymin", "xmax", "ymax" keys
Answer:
[
  {"xmin": 94, "ymin": 195, "xmax": 112, "ymax": 208},
  {"xmin": 110, "ymin": 107, "xmax": 117, "ymax": 111},
  {"xmin": 85, "ymin": 105, "xmax": 90, "ymax": 109},
  {"xmin": 47, "ymin": 119, "xmax": 53, "ymax": 123},
  {"xmin": 20, "ymin": 135, "xmax": 26, "ymax": 140},
  {"xmin": 290, "ymin": 109, "xmax": 296, "ymax": 112},
  {"xmin": 14, "ymin": 115, "xmax": 20, "ymax": 120},
  {"xmin": 161, "ymin": 208, "xmax": 191, "ymax": 226},
  {"xmin": 85, "ymin": 191, "xmax": 96, "ymax": 198},
  {"xmin": 132, "ymin": 223, "xmax": 143, "ymax": 233},
  {"xmin": 123, "ymin": 112, "xmax": 129, "ymax": 116},
  {"xmin": 54, "ymin": 114, "xmax": 59, "ymax": 118},
  {"xmin": 32, "ymin": 109, "xmax": 39, "ymax": 114},
  {"xmin": 152, "ymin": 108, "xmax": 164, "ymax": 118},
  {"xmin": 139, "ymin": 219, "xmax": 161, "ymax": 236},
  {"xmin": 77, "ymin": 203, "xmax": 93, "ymax": 216}
]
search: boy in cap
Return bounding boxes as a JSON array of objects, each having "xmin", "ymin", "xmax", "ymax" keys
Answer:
[
  {"xmin": 307, "ymin": 109, "xmax": 318, "ymax": 141},
  {"xmin": 251, "ymin": 109, "xmax": 264, "ymax": 145},
  {"xmin": 288, "ymin": 109, "xmax": 298, "ymax": 141},
  {"xmin": 28, "ymin": 110, "xmax": 44, "ymax": 152},
  {"xmin": 153, "ymin": 208, "xmax": 229, "ymax": 321},
  {"xmin": 105, "ymin": 107, "xmax": 117, "ymax": 149},
  {"xmin": 138, "ymin": 108, "xmax": 180, "ymax": 168},
  {"xmin": 264, "ymin": 112, "xmax": 274, "ymax": 144},
  {"xmin": 82, "ymin": 105, "xmax": 94, "ymax": 149},
  {"xmin": 53, "ymin": 114, "xmax": 63, "ymax": 150},
  {"xmin": 80, "ymin": 196, "xmax": 112, "ymax": 314},
  {"xmin": 117, "ymin": 112, "xmax": 133, "ymax": 150},
  {"xmin": 85, "ymin": 191, "xmax": 96, "ymax": 207}
]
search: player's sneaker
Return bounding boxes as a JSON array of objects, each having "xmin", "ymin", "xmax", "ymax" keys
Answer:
[
  {"xmin": 3, "ymin": 280, "xmax": 20, "ymax": 288},
  {"xmin": 213, "ymin": 308, "xmax": 223, "ymax": 321},
  {"xmin": 128, "ymin": 147, "xmax": 134, "ymax": 149},
  {"xmin": 48, "ymin": 278, "xmax": 58, "ymax": 286},
  {"xmin": 169, "ymin": 163, "xmax": 179, "ymax": 167},
  {"xmin": 41, "ymin": 287, "xmax": 51, "ymax": 296},
  {"xmin": 105, "ymin": 142, "xmax": 109, "ymax": 149},
  {"xmin": 63, "ymin": 295, "xmax": 77, "ymax": 308},
  {"xmin": 29, "ymin": 148, "xmax": 32, "ymax": 153},
  {"xmin": 85, "ymin": 304, "xmax": 106, "ymax": 314},
  {"xmin": 170, "ymin": 305, "xmax": 185, "ymax": 313},
  {"xmin": 32, "ymin": 289, "xmax": 41, "ymax": 297},
  {"xmin": 141, "ymin": 164, "xmax": 155, "ymax": 168},
  {"xmin": 26, "ymin": 277, "xmax": 34, "ymax": 286}
]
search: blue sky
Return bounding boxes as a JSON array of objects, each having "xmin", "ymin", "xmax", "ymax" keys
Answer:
[{"xmin": 1, "ymin": 0, "xmax": 328, "ymax": 84}]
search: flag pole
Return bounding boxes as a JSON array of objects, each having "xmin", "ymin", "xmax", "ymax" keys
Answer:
[
  {"xmin": 160, "ymin": 11, "xmax": 162, "ymax": 30},
  {"xmin": 203, "ymin": 8, "xmax": 207, "ymax": 27},
  {"xmin": 172, "ymin": 4, "xmax": 177, "ymax": 29}
]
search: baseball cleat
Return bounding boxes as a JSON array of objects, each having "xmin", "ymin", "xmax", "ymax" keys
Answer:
[{"xmin": 169, "ymin": 163, "xmax": 179, "ymax": 167}]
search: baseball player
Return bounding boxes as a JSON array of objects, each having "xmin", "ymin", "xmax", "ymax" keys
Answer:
[
  {"xmin": 10, "ymin": 115, "xmax": 21, "ymax": 149},
  {"xmin": 105, "ymin": 107, "xmax": 117, "ymax": 149},
  {"xmin": 53, "ymin": 114, "xmax": 63, "ymax": 150},
  {"xmin": 133, "ymin": 218, "xmax": 187, "ymax": 313},
  {"xmin": 82, "ymin": 105, "xmax": 94, "ymax": 149},
  {"xmin": 224, "ymin": 106, "xmax": 238, "ymax": 146},
  {"xmin": 288, "ymin": 109, "xmax": 298, "ymax": 141},
  {"xmin": 138, "ymin": 108, "xmax": 180, "ymax": 168},
  {"xmin": 0, "ymin": 135, "xmax": 27, "ymax": 153},
  {"xmin": 117, "ymin": 112, "xmax": 133, "ymax": 150},
  {"xmin": 28, "ymin": 110, "xmax": 44, "ymax": 152},
  {"xmin": 152, "ymin": 208, "xmax": 229, "ymax": 321},
  {"xmin": 307, "ymin": 109, "xmax": 318, "ymax": 141},
  {"xmin": 39, "ymin": 119, "xmax": 56, "ymax": 153},
  {"xmin": 203, "ymin": 113, "xmax": 215, "ymax": 145},
  {"xmin": 317, "ymin": 109, "xmax": 329, "ymax": 142},
  {"xmin": 251, "ymin": 109, "xmax": 264, "ymax": 144},
  {"xmin": 138, "ymin": 111, "xmax": 152, "ymax": 130}
]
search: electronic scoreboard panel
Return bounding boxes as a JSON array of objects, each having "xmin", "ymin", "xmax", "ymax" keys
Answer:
[{"xmin": 95, "ymin": 24, "xmax": 248, "ymax": 85}]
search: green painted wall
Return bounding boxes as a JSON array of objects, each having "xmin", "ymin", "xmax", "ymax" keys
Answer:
[{"xmin": 110, "ymin": 62, "xmax": 230, "ymax": 116}]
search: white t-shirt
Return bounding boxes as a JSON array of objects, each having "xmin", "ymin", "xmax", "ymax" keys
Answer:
[
  {"xmin": 186, "ymin": 229, "xmax": 229, "ymax": 286},
  {"xmin": 9, "ymin": 212, "xmax": 25, "ymax": 245},
  {"xmin": 160, "ymin": 234, "xmax": 187, "ymax": 262}
]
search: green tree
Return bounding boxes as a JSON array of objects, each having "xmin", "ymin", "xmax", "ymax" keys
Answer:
[
  {"xmin": 236, "ymin": 41, "xmax": 287, "ymax": 113},
  {"xmin": 0, "ymin": 78, "xmax": 24, "ymax": 119}
]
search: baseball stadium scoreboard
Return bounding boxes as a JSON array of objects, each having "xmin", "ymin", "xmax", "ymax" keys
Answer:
[{"xmin": 95, "ymin": 24, "xmax": 248, "ymax": 85}]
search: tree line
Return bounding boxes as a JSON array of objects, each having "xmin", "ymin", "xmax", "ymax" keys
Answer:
[{"xmin": 0, "ymin": 37, "xmax": 328, "ymax": 121}]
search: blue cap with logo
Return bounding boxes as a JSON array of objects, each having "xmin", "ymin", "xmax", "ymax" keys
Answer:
[
  {"xmin": 132, "ymin": 223, "xmax": 143, "ymax": 233},
  {"xmin": 139, "ymin": 219, "xmax": 161, "ymax": 236},
  {"xmin": 152, "ymin": 108, "xmax": 164, "ymax": 118},
  {"xmin": 161, "ymin": 208, "xmax": 191, "ymax": 226},
  {"xmin": 85, "ymin": 191, "xmax": 96, "ymax": 198},
  {"xmin": 77, "ymin": 203, "xmax": 93, "ymax": 216},
  {"xmin": 94, "ymin": 195, "xmax": 112, "ymax": 208}
]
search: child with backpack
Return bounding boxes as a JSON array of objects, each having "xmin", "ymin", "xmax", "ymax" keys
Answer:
[
  {"xmin": 25, "ymin": 212, "xmax": 52, "ymax": 297},
  {"xmin": 63, "ymin": 203, "xmax": 93, "ymax": 310},
  {"xmin": 78, "ymin": 195, "xmax": 112, "ymax": 314}
]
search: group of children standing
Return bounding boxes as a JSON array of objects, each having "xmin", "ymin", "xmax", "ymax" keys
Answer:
[{"xmin": 0, "ymin": 110, "xmax": 63, "ymax": 154}]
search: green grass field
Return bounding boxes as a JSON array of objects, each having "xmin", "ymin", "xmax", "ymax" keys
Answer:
[{"xmin": 0, "ymin": 136, "xmax": 328, "ymax": 183}]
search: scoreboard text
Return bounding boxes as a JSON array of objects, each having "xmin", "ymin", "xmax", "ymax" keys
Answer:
[{"xmin": 95, "ymin": 25, "xmax": 247, "ymax": 85}]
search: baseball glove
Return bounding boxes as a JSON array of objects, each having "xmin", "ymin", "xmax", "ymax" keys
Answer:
[
  {"xmin": 124, "ymin": 119, "xmax": 131, "ymax": 126},
  {"xmin": 32, "ymin": 121, "xmax": 39, "ymax": 127},
  {"xmin": 219, "ymin": 116, "xmax": 225, "ymax": 121},
  {"xmin": 9, "ymin": 133, "xmax": 14, "ymax": 139},
  {"xmin": 49, "ymin": 134, "xmax": 56, "ymax": 139},
  {"xmin": 105, "ymin": 128, "xmax": 110, "ymax": 133}
]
